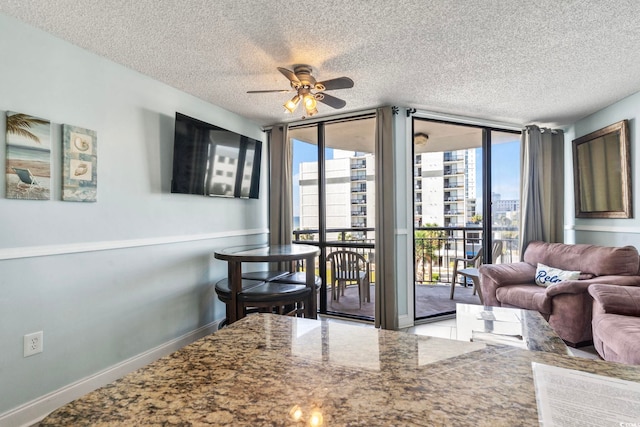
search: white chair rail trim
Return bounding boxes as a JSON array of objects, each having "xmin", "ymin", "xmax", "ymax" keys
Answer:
[
  {"xmin": 0, "ymin": 228, "xmax": 269, "ymax": 260},
  {"xmin": 572, "ymin": 225, "xmax": 640, "ymax": 234}
]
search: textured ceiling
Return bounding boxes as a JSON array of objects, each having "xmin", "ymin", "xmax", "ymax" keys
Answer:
[{"xmin": 2, "ymin": 0, "xmax": 640, "ymax": 128}]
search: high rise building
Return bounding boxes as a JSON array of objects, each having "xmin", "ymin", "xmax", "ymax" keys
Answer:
[
  {"xmin": 298, "ymin": 150, "xmax": 375, "ymax": 241},
  {"xmin": 414, "ymin": 149, "xmax": 477, "ymax": 228}
]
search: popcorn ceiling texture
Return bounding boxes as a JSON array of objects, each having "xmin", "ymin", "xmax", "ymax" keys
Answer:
[{"xmin": 1, "ymin": 0, "xmax": 639, "ymax": 127}]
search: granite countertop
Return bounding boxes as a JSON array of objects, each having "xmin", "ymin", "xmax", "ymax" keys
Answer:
[{"xmin": 40, "ymin": 314, "xmax": 640, "ymax": 426}]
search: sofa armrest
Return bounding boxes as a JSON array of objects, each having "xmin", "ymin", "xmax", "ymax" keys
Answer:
[
  {"xmin": 546, "ymin": 275, "xmax": 640, "ymax": 297},
  {"xmin": 479, "ymin": 262, "xmax": 536, "ymax": 306},
  {"xmin": 589, "ymin": 284, "xmax": 640, "ymax": 317},
  {"xmin": 479, "ymin": 262, "xmax": 536, "ymax": 285}
]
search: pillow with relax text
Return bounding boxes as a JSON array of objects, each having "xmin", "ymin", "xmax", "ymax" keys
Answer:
[{"xmin": 535, "ymin": 263, "xmax": 580, "ymax": 287}]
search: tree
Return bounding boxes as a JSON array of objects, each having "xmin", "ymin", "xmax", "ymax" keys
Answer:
[
  {"xmin": 414, "ymin": 224, "xmax": 445, "ymax": 282},
  {"xmin": 470, "ymin": 214, "xmax": 483, "ymax": 224}
]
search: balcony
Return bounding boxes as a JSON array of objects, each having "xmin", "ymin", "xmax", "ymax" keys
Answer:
[
  {"xmin": 291, "ymin": 225, "xmax": 519, "ymax": 320},
  {"xmin": 444, "ymin": 182, "xmax": 464, "ymax": 189},
  {"xmin": 443, "ymin": 168, "xmax": 463, "ymax": 176},
  {"xmin": 443, "ymin": 154, "xmax": 464, "ymax": 162}
]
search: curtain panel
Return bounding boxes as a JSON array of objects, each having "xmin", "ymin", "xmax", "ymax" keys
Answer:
[
  {"xmin": 374, "ymin": 106, "xmax": 398, "ymax": 330},
  {"xmin": 268, "ymin": 126, "xmax": 293, "ymax": 273},
  {"xmin": 519, "ymin": 125, "xmax": 564, "ymax": 257}
]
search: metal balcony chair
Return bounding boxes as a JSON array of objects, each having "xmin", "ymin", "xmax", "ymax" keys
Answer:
[
  {"xmin": 327, "ymin": 250, "xmax": 370, "ymax": 308},
  {"xmin": 450, "ymin": 240, "xmax": 503, "ymax": 302}
]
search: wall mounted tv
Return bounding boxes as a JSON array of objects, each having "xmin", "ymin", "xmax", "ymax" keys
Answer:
[{"xmin": 171, "ymin": 112, "xmax": 262, "ymax": 199}]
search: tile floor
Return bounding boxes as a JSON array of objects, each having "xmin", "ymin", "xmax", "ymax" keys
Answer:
[
  {"xmin": 322, "ymin": 314, "xmax": 601, "ymax": 361},
  {"xmin": 406, "ymin": 317, "xmax": 601, "ymax": 360}
]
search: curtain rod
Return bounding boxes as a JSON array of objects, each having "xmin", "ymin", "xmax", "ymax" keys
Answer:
[{"xmin": 526, "ymin": 125, "xmax": 559, "ymax": 134}]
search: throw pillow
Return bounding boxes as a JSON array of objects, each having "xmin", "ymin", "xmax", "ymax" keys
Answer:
[{"xmin": 535, "ymin": 263, "xmax": 580, "ymax": 287}]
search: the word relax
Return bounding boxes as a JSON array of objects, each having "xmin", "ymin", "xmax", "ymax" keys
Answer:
[{"xmin": 536, "ymin": 270, "xmax": 563, "ymax": 285}]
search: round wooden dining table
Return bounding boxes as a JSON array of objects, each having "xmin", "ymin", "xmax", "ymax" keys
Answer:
[{"xmin": 214, "ymin": 244, "xmax": 321, "ymax": 324}]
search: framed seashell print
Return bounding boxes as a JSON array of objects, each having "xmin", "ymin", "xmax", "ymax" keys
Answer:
[{"xmin": 62, "ymin": 124, "xmax": 97, "ymax": 202}]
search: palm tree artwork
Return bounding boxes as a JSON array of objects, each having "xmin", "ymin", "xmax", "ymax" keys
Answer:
[
  {"xmin": 5, "ymin": 111, "xmax": 51, "ymax": 200},
  {"xmin": 7, "ymin": 113, "xmax": 49, "ymax": 143}
]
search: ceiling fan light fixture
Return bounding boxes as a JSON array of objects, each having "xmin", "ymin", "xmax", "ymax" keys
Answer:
[
  {"xmin": 303, "ymin": 93, "xmax": 317, "ymax": 110},
  {"xmin": 249, "ymin": 65, "xmax": 353, "ymax": 117},
  {"xmin": 283, "ymin": 94, "xmax": 301, "ymax": 113}
]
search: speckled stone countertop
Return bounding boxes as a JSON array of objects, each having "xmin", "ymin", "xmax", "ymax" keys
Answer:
[{"xmin": 41, "ymin": 314, "xmax": 640, "ymax": 426}]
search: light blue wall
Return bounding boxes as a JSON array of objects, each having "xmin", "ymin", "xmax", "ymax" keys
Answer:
[
  {"xmin": 567, "ymin": 91, "xmax": 640, "ymax": 247},
  {"xmin": 0, "ymin": 14, "xmax": 268, "ymax": 415}
]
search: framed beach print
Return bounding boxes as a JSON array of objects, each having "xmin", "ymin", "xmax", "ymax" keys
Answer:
[
  {"xmin": 62, "ymin": 124, "xmax": 97, "ymax": 202},
  {"xmin": 5, "ymin": 111, "xmax": 51, "ymax": 200}
]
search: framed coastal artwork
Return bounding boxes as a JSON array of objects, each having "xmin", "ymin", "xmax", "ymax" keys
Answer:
[
  {"xmin": 5, "ymin": 111, "xmax": 51, "ymax": 200},
  {"xmin": 62, "ymin": 124, "xmax": 97, "ymax": 202}
]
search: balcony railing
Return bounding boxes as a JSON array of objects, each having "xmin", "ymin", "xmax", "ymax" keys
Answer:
[
  {"xmin": 292, "ymin": 225, "xmax": 519, "ymax": 287},
  {"xmin": 443, "ymin": 155, "xmax": 464, "ymax": 162},
  {"xmin": 444, "ymin": 182, "xmax": 463, "ymax": 188},
  {"xmin": 414, "ymin": 226, "xmax": 519, "ymax": 284},
  {"xmin": 443, "ymin": 168, "xmax": 463, "ymax": 176}
]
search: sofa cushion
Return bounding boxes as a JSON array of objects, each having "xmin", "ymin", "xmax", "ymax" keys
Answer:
[
  {"xmin": 523, "ymin": 241, "xmax": 640, "ymax": 277},
  {"xmin": 496, "ymin": 285, "xmax": 551, "ymax": 314},
  {"xmin": 534, "ymin": 263, "xmax": 580, "ymax": 287},
  {"xmin": 592, "ymin": 314, "xmax": 640, "ymax": 365}
]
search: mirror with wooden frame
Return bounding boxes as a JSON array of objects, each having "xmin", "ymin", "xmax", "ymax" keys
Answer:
[{"xmin": 572, "ymin": 119, "xmax": 632, "ymax": 218}]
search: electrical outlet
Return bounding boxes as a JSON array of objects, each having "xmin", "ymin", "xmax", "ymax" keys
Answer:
[{"xmin": 24, "ymin": 331, "xmax": 43, "ymax": 357}]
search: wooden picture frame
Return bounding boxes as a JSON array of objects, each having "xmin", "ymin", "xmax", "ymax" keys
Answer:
[{"xmin": 572, "ymin": 120, "xmax": 632, "ymax": 218}]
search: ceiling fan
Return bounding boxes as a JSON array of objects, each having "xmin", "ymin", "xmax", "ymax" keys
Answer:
[{"xmin": 247, "ymin": 65, "xmax": 354, "ymax": 117}]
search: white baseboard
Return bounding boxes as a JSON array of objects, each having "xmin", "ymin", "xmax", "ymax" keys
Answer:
[{"xmin": 0, "ymin": 319, "xmax": 224, "ymax": 427}]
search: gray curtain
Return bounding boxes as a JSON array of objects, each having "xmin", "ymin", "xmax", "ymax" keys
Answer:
[
  {"xmin": 519, "ymin": 125, "xmax": 564, "ymax": 257},
  {"xmin": 268, "ymin": 125, "xmax": 293, "ymax": 246},
  {"xmin": 375, "ymin": 106, "xmax": 397, "ymax": 330}
]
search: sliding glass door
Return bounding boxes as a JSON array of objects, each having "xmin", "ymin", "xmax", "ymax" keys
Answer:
[
  {"xmin": 289, "ymin": 115, "xmax": 376, "ymax": 321},
  {"xmin": 412, "ymin": 118, "xmax": 520, "ymax": 320}
]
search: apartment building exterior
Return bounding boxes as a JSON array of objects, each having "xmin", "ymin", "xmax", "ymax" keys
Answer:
[
  {"xmin": 298, "ymin": 150, "xmax": 375, "ymax": 241},
  {"xmin": 414, "ymin": 149, "xmax": 477, "ymax": 228}
]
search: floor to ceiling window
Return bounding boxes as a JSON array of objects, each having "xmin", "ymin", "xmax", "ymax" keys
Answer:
[
  {"xmin": 289, "ymin": 115, "xmax": 376, "ymax": 321},
  {"xmin": 412, "ymin": 118, "xmax": 520, "ymax": 320}
]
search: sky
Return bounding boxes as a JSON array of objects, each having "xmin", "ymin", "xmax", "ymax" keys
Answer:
[{"xmin": 480, "ymin": 139, "xmax": 521, "ymax": 201}]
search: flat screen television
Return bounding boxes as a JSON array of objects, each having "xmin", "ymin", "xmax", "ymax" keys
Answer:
[{"xmin": 171, "ymin": 112, "xmax": 262, "ymax": 199}]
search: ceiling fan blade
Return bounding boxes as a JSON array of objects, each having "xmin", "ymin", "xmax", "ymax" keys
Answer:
[
  {"xmin": 317, "ymin": 92, "xmax": 347, "ymax": 109},
  {"xmin": 277, "ymin": 67, "xmax": 301, "ymax": 85},
  {"xmin": 246, "ymin": 89, "xmax": 293, "ymax": 94},
  {"xmin": 317, "ymin": 76, "xmax": 354, "ymax": 91}
]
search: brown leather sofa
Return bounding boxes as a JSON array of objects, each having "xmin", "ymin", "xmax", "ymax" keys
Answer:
[
  {"xmin": 589, "ymin": 284, "xmax": 640, "ymax": 365},
  {"xmin": 479, "ymin": 241, "xmax": 640, "ymax": 347}
]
